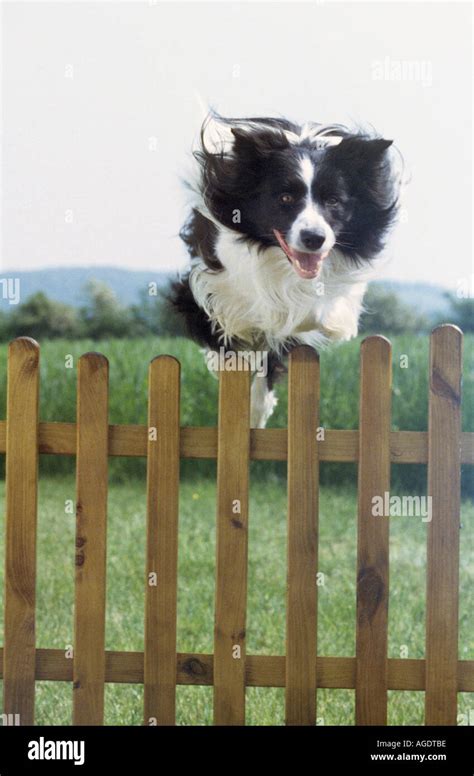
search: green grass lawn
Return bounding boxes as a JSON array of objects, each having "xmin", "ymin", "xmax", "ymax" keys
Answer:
[{"xmin": 0, "ymin": 473, "xmax": 472, "ymax": 726}]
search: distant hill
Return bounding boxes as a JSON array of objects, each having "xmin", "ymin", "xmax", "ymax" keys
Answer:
[
  {"xmin": 0, "ymin": 266, "xmax": 451, "ymax": 319},
  {"xmin": 0, "ymin": 266, "xmax": 172, "ymax": 309},
  {"xmin": 372, "ymin": 280, "xmax": 450, "ymax": 318}
]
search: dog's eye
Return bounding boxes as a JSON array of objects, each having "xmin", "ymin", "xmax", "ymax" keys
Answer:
[
  {"xmin": 279, "ymin": 193, "xmax": 294, "ymax": 205},
  {"xmin": 325, "ymin": 196, "xmax": 340, "ymax": 207}
]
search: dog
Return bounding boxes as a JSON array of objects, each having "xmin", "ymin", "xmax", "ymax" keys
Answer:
[{"xmin": 171, "ymin": 112, "xmax": 400, "ymax": 427}]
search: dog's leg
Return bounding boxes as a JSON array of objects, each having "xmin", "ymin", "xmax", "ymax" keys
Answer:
[{"xmin": 250, "ymin": 373, "xmax": 278, "ymax": 429}]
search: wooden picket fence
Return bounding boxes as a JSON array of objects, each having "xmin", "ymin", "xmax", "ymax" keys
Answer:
[{"xmin": 0, "ymin": 325, "xmax": 473, "ymax": 726}]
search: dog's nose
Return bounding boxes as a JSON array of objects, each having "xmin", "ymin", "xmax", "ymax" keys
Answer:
[{"xmin": 300, "ymin": 229, "xmax": 326, "ymax": 251}]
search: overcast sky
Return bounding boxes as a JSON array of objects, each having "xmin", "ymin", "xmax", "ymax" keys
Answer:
[{"xmin": 1, "ymin": 0, "xmax": 472, "ymax": 288}]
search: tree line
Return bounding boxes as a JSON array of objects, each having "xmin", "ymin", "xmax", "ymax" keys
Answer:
[
  {"xmin": 0, "ymin": 279, "xmax": 472, "ymax": 341},
  {"xmin": 0, "ymin": 280, "xmax": 185, "ymax": 341}
]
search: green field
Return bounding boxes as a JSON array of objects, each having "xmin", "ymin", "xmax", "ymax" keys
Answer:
[{"xmin": 0, "ymin": 333, "xmax": 473, "ymax": 725}]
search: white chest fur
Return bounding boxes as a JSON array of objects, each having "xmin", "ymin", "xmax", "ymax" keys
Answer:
[{"xmin": 189, "ymin": 228, "xmax": 374, "ymax": 352}]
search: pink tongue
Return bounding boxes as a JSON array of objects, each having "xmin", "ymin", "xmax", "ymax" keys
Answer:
[
  {"xmin": 273, "ymin": 229, "xmax": 326, "ymax": 278},
  {"xmin": 291, "ymin": 249, "xmax": 322, "ymax": 271}
]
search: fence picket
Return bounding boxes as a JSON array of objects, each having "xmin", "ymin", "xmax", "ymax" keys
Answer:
[
  {"xmin": 73, "ymin": 353, "xmax": 109, "ymax": 725},
  {"xmin": 214, "ymin": 367, "xmax": 251, "ymax": 725},
  {"xmin": 425, "ymin": 325, "xmax": 462, "ymax": 725},
  {"xmin": 3, "ymin": 337, "xmax": 40, "ymax": 725},
  {"xmin": 355, "ymin": 336, "xmax": 391, "ymax": 725},
  {"xmin": 286, "ymin": 346, "xmax": 319, "ymax": 725},
  {"xmin": 144, "ymin": 356, "xmax": 180, "ymax": 725}
]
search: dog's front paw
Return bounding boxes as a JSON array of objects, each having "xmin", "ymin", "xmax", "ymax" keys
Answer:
[
  {"xmin": 250, "ymin": 375, "xmax": 278, "ymax": 428},
  {"xmin": 321, "ymin": 299, "xmax": 359, "ymax": 341}
]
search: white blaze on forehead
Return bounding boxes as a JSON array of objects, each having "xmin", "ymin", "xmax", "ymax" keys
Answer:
[
  {"xmin": 287, "ymin": 154, "xmax": 336, "ymax": 253},
  {"xmin": 299, "ymin": 156, "xmax": 315, "ymax": 195}
]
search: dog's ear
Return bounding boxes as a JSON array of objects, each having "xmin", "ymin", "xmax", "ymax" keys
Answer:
[
  {"xmin": 363, "ymin": 138, "xmax": 393, "ymax": 155},
  {"xmin": 331, "ymin": 136, "xmax": 398, "ymax": 208},
  {"xmin": 333, "ymin": 136, "xmax": 393, "ymax": 163},
  {"xmin": 230, "ymin": 126, "xmax": 289, "ymax": 156},
  {"xmin": 200, "ymin": 112, "xmax": 290, "ymax": 158}
]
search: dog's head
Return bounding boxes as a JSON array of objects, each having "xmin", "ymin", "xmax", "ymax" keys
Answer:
[{"xmin": 195, "ymin": 113, "xmax": 399, "ymax": 279}]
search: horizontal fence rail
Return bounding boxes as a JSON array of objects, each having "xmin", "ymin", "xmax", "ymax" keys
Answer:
[
  {"xmin": 0, "ymin": 424, "xmax": 472, "ymax": 463},
  {"xmin": 0, "ymin": 326, "xmax": 472, "ymax": 726},
  {"xmin": 1, "ymin": 649, "xmax": 473, "ymax": 690}
]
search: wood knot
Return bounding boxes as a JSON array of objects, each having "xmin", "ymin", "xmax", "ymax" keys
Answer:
[
  {"xmin": 231, "ymin": 518, "xmax": 244, "ymax": 529},
  {"xmin": 431, "ymin": 368, "xmax": 460, "ymax": 405},
  {"xmin": 75, "ymin": 553, "xmax": 85, "ymax": 567},
  {"xmin": 181, "ymin": 658, "xmax": 207, "ymax": 678},
  {"xmin": 357, "ymin": 567, "xmax": 385, "ymax": 625}
]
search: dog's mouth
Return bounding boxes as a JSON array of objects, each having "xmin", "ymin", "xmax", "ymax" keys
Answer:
[{"xmin": 273, "ymin": 229, "xmax": 328, "ymax": 279}]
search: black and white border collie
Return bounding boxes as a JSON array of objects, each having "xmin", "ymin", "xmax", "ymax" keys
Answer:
[{"xmin": 171, "ymin": 113, "xmax": 400, "ymax": 427}]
